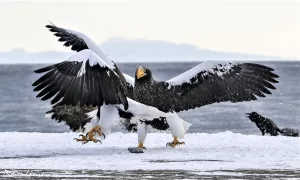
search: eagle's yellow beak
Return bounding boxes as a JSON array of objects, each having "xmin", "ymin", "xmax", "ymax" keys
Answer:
[{"xmin": 136, "ymin": 67, "xmax": 145, "ymax": 79}]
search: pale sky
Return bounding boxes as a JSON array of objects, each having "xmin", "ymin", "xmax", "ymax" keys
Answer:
[{"xmin": 0, "ymin": 0, "xmax": 299, "ymax": 59}]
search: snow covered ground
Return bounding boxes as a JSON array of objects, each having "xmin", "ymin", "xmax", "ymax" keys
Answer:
[{"xmin": 0, "ymin": 132, "xmax": 299, "ymax": 179}]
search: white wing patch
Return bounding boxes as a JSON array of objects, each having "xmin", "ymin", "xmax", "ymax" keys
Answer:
[
  {"xmin": 166, "ymin": 61, "xmax": 238, "ymax": 87},
  {"xmin": 76, "ymin": 59, "xmax": 87, "ymax": 77},
  {"xmin": 123, "ymin": 73, "xmax": 135, "ymax": 87},
  {"xmin": 65, "ymin": 28, "xmax": 114, "ymax": 67},
  {"xmin": 66, "ymin": 49, "xmax": 112, "ymax": 77}
]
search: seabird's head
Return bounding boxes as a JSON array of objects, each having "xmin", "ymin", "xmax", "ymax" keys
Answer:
[
  {"xmin": 135, "ymin": 66, "xmax": 152, "ymax": 80},
  {"xmin": 245, "ymin": 112, "xmax": 260, "ymax": 122}
]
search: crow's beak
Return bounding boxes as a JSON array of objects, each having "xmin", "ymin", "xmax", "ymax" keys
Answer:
[{"xmin": 245, "ymin": 113, "xmax": 250, "ymax": 117}]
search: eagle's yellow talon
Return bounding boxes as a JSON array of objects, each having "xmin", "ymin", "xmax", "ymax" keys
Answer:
[
  {"xmin": 74, "ymin": 125, "xmax": 104, "ymax": 144},
  {"xmin": 166, "ymin": 137, "xmax": 185, "ymax": 148},
  {"xmin": 86, "ymin": 125, "xmax": 104, "ymax": 143},
  {"xmin": 74, "ymin": 134, "xmax": 89, "ymax": 144}
]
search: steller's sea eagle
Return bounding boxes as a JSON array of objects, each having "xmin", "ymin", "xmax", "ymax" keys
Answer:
[
  {"xmin": 34, "ymin": 23, "xmax": 279, "ymax": 149},
  {"xmin": 133, "ymin": 62, "xmax": 279, "ymax": 147}
]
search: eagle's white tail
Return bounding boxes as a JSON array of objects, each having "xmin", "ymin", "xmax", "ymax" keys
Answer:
[
  {"xmin": 182, "ymin": 120, "xmax": 192, "ymax": 132},
  {"xmin": 165, "ymin": 112, "xmax": 192, "ymax": 139}
]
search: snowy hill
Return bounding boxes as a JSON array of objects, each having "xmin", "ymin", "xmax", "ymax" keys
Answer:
[
  {"xmin": 101, "ymin": 38, "xmax": 285, "ymax": 62},
  {"xmin": 0, "ymin": 38, "xmax": 287, "ymax": 64}
]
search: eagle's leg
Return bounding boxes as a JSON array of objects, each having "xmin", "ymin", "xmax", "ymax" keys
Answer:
[
  {"xmin": 137, "ymin": 120, "xmax": 149, "ymax": 149},
  {"xmin": 86, "ymin": 125, "xmax": 105, "ymax": 143},
  {"xmin": 166, "ymin": 137, "xmax": 185, "ymax": 148}
]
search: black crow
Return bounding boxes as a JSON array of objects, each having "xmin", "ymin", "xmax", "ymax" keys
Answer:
[
  {"xmin": 246, "ymin": 112, "xmax": 282, "ymax": 136},
  {"xmin": 246, "ymin": 112, "xmax": 299, "ymax": 137}
]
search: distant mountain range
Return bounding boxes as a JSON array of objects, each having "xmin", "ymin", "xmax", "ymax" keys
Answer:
[{"xmin": 0, "ymin": 38, "xmax": 288, "ymax": 64}]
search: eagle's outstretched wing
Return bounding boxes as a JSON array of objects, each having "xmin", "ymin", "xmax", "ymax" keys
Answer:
[
  {"xmin": 46, "ymin": 24, "xmax": 88, "ymax": 52},
  {"xmin": 156, "ymin": 61, "xmax": 279, "ymax": 112},
  {"xmin": 32, "ymin": 49, "xmax": 128, "ymax": 109},
  {"xmin": 45, "ymin": 23, "xmax": 109, "ymax": 61},
  {"xmin": 45, "ymin": 23, "xmax": 135, "ymax": 98}
]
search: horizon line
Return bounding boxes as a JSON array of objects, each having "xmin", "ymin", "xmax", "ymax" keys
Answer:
[
  {"xmin": 0, "ymin": 37, "xmax": 297, "ymax": 60},
  {"xmin": 0, "ymin": 59, "xmax": 299, "ymax": 65}
]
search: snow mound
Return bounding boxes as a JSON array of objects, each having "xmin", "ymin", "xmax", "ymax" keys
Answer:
[{"xmin": 0, "ymin": 132, "xmax": 298, "ymax": 171}]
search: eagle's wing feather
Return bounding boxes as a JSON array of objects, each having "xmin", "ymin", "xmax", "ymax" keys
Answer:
[
  {"xmin": 45, "ymin": 23, "xmax": 114, "ymax": 67},
  {"xmin": 46, "ymin": 24, "xmax": 88, "ymax": 52},
  {"xmin": 160, "ymin": 61, "xmax": 279, "ymax": 112},
  {"xmin": 32, "ymin": 49, "xmax": 128, "ymax": 109}
]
